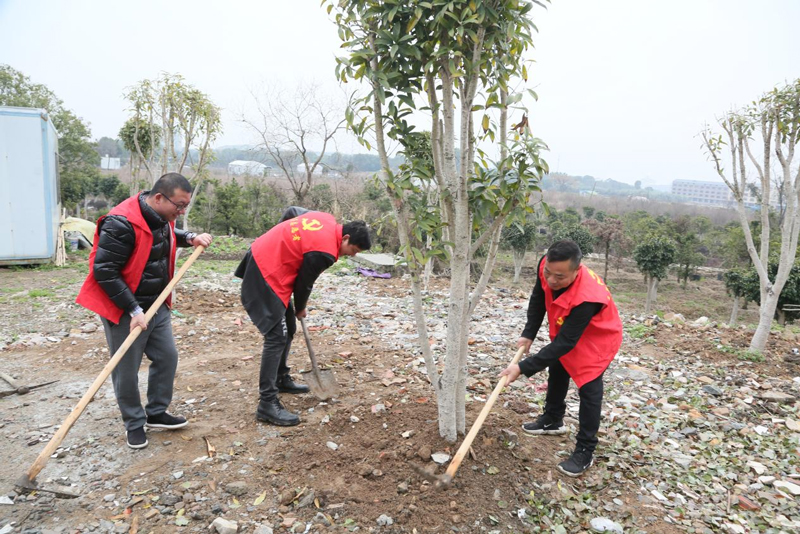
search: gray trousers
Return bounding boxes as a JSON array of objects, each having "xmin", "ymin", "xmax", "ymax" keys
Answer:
[{"xmin": 101, "ymin": 304, "xmax": 178, "ymax": 431}]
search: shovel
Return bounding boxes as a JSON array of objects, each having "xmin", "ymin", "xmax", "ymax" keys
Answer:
[
  {"xmin": 16, "ymin": 245, "xmax": 206, "ymax": 498},
  {"xmin": 423, "ymin": 345, "xmax": 527, "ymax": 488},
  {"xmin": 299, "ymin": 317, "xmax": 339, "ymax": 400}
]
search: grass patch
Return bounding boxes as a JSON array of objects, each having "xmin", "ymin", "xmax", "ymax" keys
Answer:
[
  {"xmin": 624, "ymin": 323, "xmax": 654, "ymax": 339},
  {"xmin": 28, "ymin": 289, "xmax": 56, "ymax": 298},
  {"xmin": 204, "ymin": 236, "xmax": 251, "ymax": 258}
]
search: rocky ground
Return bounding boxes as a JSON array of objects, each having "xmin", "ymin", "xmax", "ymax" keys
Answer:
[{"xmin": 1, "ymin": 257, "xmax": 799, "ymax": 534}]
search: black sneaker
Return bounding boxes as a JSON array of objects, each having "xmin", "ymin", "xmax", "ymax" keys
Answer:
[
  {"xmin": 277, "ymin": 374, "xmax": 310, "ymax": 394},
  {"xmin": 126, "ymin": 426, "xmax": 148, "ymax": 449},
  {"xmin": 146, "ymin": 412, "xmax": 188, "ymax": 429},
  {"xmin": 522, "ymin": 415, "xmax": 568, "ymax": 436},
  {"xmin": 256, "ymin": 398, "xmax": 300, "ymax": 426},
  {"xmin": 557, "ymin": 447, "xmax": 594, "ymax": 477}
]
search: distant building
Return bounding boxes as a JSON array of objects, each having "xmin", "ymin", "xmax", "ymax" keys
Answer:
[
  {"xmin": 101, "ymin": 155, "xmax": 121, "ymax": 170},
  {"xmin": 671, "ymin": 179, "xmax": 779, "ymax": 209},
  {"xmin": 228, "ymin": 160, "xmax": 269, "ymax": 176}
]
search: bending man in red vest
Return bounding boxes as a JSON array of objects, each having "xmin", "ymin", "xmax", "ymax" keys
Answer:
[
  {"xmin": 76, "ymin": 173, "xmax": 212, "ymax": 449},
  {"xmin": 235, "ymin": 209, "xmax": 371, "ymax": 426},
  {"xmin": 500, "ymin": 240, "xmax": 622, "ymax": 477}
]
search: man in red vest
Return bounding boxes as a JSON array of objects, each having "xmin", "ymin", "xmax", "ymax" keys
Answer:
[
  {"xmin": 501, "ymin": 240, "xmax": 622, "ymax": 477},
  {"xmin": 76, "ymin": 173, "xmax": 212, "ymax": 449},
  {"xmin": 235, "ymin": 209, "xmax": 371, "ymax": 426}
]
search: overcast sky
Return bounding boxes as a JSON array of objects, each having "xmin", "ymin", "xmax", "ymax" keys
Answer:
[{"xmin": 1, "ymin": 0, "xmax": 798, "ymax": 186}]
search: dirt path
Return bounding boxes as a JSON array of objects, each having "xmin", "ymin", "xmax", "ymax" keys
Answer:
[{"xmin": 1, "ymin": 260, "xmax": 798, "ymax": 533}]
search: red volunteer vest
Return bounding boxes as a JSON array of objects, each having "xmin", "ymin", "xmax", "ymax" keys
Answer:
[
  {"xmin": 76, "ymin": 194, "xmax": 176, "ymax": 324},
  {"xmin": 541, "ymin": 262, "xmax": 623, "ymax": 388},
  {"xmin": 251, "ymin": 211, "xmax": 341, "ymax": 307}
]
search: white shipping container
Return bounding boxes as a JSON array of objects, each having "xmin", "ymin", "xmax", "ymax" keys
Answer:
[{"xmin": 0, "ymin": 106, "xmax": 60, "ymax": 264}]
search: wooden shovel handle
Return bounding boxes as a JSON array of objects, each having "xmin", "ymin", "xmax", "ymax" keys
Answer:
[
  {"xmin": 25, "ymin": 245, "xmax": 206, "ymax": 482},
  {"xmin": 299, "ymin": 317, "xmax": 324, "ymax": 384},
  {"xmin": 445, "ymin": 345, "xmax": 527, "ymax": 479}
]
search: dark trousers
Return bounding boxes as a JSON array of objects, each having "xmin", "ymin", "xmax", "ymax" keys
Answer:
[
  {"xmin": 543, "ymin": 359, "xmax": 604, "ymax": 453},
  {"xmin": 258, "ymin": 302, "xmax": 297, "ymax": 401},
  {"xmin": 101, "ymin": 305, "xmax": 178, "ymax": 431}
]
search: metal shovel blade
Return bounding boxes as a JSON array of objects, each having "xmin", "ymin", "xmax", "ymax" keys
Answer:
[
  {"xmin": 299, "ymin": 317, "xmax": 339, "ymax": 400},
  {"xmin": 302, "ymin": 366, "xmax": 339, "ymax": 401},
  {"xmin": 15, "ymin": 475, "xmax": 80, "ymax": 499}
]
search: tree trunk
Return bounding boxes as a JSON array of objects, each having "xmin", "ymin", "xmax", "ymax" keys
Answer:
[
  {"xmin": 750, "ymin": 293, "xmax": 780, "ymax": 353},
  {"xmin": 603, "ymin": 241, "xmax": 610, "ymax": 281},
  {"xmin": 513, "ymin": 250, "xmax": 525, "ymax": 283},
  {"xmin": 778, "ymin": 309, "xmax": 786, "ymax": 326},
  {"xmin": 652, "ymin": 278, "xmax": 659, "ymax": 305},
  {"xmin": 729, "ymin": 295, "xmax": 740, "ymax": 326},
  {"xmin": 644, "ymin": 278, "xmax": 653, "ymax": 315}
]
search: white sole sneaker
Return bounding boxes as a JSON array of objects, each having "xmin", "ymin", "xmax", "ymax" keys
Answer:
[
  {"xmin": 557, "ymin": 458, "xmax": 594, "ymax": 477},
  {"xmin": 521, "ymin": 424, "xmax": 569, "ymax": 436},
  {"xmin": 145, "ymin": 420, "xmax": 188, "ymax": 430},
  {"xmin": 126, "ymin": 433, "xmax": 149, "ymax": 449}
]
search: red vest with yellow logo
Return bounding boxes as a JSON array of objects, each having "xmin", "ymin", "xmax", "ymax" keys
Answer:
[
  {"xmin": 251, "ymin": 211, "xmax": 341, "ymax": 307},
  {"xmin": 76, "ymin": 194, "xmax": 176, "ymax": 324},
  {"xmin": 540, "ymin": 262, "xmax": 622, "ymax": 387}
]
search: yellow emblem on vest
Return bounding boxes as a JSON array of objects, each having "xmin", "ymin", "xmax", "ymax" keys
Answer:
[
  {"xmin": 301, "ymin": 218, "xmax": 324, "ymax": 231},
  {"xmin": 557, "ymin": 317, "xmax": 564, "ymax": 326}
]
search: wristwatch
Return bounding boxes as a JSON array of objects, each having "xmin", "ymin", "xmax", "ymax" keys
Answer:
[
  {"xmin": 130, "ymin": 305, "xmax": 144, "ymax": 317},
  {"xmin": 185, "ymin": 232, "xmax": 197, "ymax": 244}
]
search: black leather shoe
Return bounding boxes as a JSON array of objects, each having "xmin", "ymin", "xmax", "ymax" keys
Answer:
[
  {"xmin": 256, "ymin": 399, "xmax": 300, "ymax": 426},
  {"xmin": 277, "ymin": 374, "xmax": 310, "ymax": 394}
]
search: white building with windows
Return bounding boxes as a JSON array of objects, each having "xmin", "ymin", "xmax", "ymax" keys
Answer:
[
  {"xmin": 671, "ymin": 179, "xmax": 780, "ymax": 209},
  {"xmin": 228, "ymin": 160, "xmax": 270, "ymax": 176}
]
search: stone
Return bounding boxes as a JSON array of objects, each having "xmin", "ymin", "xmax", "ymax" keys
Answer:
[
  {"xmin": 80, "ymin": 322, "xmax": 98, "ymax": 333},
  {"xmin": 312, "ymin": 512, "xmax": 332, "ymax": 526},
  {"xmin": 296, "ymin": 491, "xmax": 316, "ymax": 509},
  {"xmin": 692, "ymin": 316, "xmax": 710, "ymax": 327},
  {"xmin": 225, "ymin": 481, "xmax": 248, "ymax": 497},
  {"xmin": 747, "ymin": 461, "xmax": 767, "ymax": 475},
  {"xmin": 701, "ymin": 385, "xmax": 723, "ymax": 396},
  {"xmin": 397, "ymin": 482, "xmax": 409, "ymax": 494},
  {"xmin": 253, "ymin": 527, "xmax": 274, "ymax": 534},
  {"xmin": 279, "ymin": 490, "xmax": 296, "ymax": 506},
  {"xmin": 417, "ymin": 445, "xmax": 432, "ymax": 460},
  {"xmin": 326, "ymin": 441, "xmax": 339, "ymax": 451},
  {"xmin": 590, "ymin": 517, "xmax": 624, "ymax": 533},
  {"xmin": 376, "ymin": 514, "xmax": 394, "ymax": 526},
  {"xmin": 103, "ymin": 493, "xmax": 115, "ymax": 502},
  {"xmin": 759, "ymin": 391, "xmax": 796, "ymax": 403},
  {"xmin": 774, "ymin": 480, "xmax": 800, "ymax": 496},
  {"xmin": 173, "ymin": 470, "xmax": 184, "ymax": 480},
  {"xmin": 210, "ymin": 517, "xmax": 238, "ymax": 534},
  {"xmin": 431, "ymin": 452, "xmax": 451, "ymax": 465}
]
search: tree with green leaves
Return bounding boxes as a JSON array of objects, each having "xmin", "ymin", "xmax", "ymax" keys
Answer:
[
  {"xmin": 501, "ymin": 219, "xmax": 539, "ymax": 283},
  {"xmin": 723, "ymin": 268, "xmax": 752, "ymax": 326},
  {"xmin": 633, "ymin": 234, "xmax": 676, "ymax": 315},
  {"xmin": 551, "ymin": 222, "xmax": 594, "ymax": 256},
  {"xmin": 701, "ymin": 79, "xmax": 800, "ymax": 353},
  {"xmin": 122, "ymin": 73, "xmax": 222, "ymax": 229},
  {"xmin": 0, "ymin": 64, "xmax": 100, "ymax": 212},
  {"xmin": 329, "ymin": 0, "xmax": 548, "ymax": 441},
  {"xmin": 584, "ymin": 216, "xmax": 623, "ymax": 281}
]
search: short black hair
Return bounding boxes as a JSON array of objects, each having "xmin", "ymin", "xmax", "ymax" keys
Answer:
[
  {"xmin": 546, "ymin": 239, "xmax": 582, "ymax": 270},
  {"xmin": 149, "ymin": 173, "xmax": 192, "ymax": 198},
  {"xmin": 342, "ymin": 220, "xmax": 371, "ymax": 250}
]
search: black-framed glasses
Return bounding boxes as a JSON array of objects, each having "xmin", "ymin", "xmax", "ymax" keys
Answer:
[{"xmin": 161, "ymin": 195, "xmax": 190, "ymax": 211}]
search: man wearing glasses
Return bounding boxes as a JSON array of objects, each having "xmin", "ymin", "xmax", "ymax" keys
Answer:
[{"xmin": 77, "ymin": 173, "xmax": 212, "ymax": 449}]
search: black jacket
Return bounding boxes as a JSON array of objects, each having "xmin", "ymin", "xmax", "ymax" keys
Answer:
[{"xmin": 93, "ymin": 193, "xmax": 192, "ymax": 314}]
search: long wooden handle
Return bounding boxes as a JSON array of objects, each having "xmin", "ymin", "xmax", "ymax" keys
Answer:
[
  {"xmin": 0, "ymin": 371, "xmax": 20, "ymax": 390},
  {"xmin": 25, "ymin": 245, "xmax": 206, "ymax": 482},
  {"xmin": 299, "ymin": 317, "xmax": 324, "ymax": 384},
  {"xmin": 445, "ymin": 345, "xmax": 527, "ymax": 479}
]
